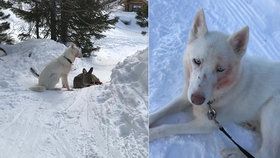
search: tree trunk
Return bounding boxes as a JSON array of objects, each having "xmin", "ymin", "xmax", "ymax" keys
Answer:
[
  {"xmin": 35, "ymin": 2, "xmax": 40, "ymax": 39},
  {"xmin": 60, "ymin": 0, "xmax": 68, "ymax": 43},
  {"xmin": 50, "ymin": 0, "xmax": 57, "ymax": 41}
]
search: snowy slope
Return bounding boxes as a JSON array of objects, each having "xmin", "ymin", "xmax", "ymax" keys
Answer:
[
  {"xmin": 92, "ymin": 10, "xmax": 148, "ymax": 81},
  {"xmin": 0, "ymin": 8, "xmax": 148, "ymax": 158},
  {"xmin": 149, "ymin": 0, "xmax": 280, "ymax": 158}
]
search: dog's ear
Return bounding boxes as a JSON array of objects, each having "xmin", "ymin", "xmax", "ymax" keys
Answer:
[
  {"xmin": 228, "ymin": 26, "xmax": 249, "ymax": 57},
  {"xmin": 88, "ymin": 67, "xmax": 93, "ymax": 74},
  {"xmin": 188, "ymin": 9, "xmax": 208, "ymax": 43},
  {"xmin": 83, "ymin": 68, "xmax": 87, "ymax": 74}
]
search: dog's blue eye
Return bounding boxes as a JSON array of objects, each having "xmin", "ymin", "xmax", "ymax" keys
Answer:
[
  {"xmin": 217, "ymin": 66, "xmax": 225, "ymax": 72},
  {"xmin": 193, "ymin": 58, "xmax": 201, "ymax": 65}
]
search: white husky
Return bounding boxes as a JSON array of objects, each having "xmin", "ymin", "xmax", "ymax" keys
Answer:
[
  {"xmin": 150, "ymin": 9, "xmax": 280, "ymax": 158},
  {"xmin": 30, "ymin": 43, "xmax": 82, "ymax": 92}
]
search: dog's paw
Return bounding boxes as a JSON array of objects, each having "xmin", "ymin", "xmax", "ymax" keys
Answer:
[{"xmin": 221, "ymin": 148, "xmax": 246, "ymax": 158}]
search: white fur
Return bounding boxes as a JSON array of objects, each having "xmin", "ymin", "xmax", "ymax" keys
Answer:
[
  {"xmin": 30, "ymin": 43, "xmax": 82, "ymax": 92},
  {"xmin": 150, "ymin": 9, "xmax": 280, "ymax": 158}
]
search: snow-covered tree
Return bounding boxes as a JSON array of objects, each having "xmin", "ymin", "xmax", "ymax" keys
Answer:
[{"xmin": 0, "ymin": 1, "xmax": 13, "ymax": 44}]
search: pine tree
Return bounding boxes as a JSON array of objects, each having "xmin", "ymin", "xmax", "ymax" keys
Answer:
[
  {"xmin": 11, "ymin": 0, "xmax": 51, "ymax": 39},
  {"xmin": 0, "ymin": 1, "xmax": 13, "ymax": 44},
  {"xmin": 9, "ymin": 0, "xmax": 117, "ymax": 56},
  {"xmin": 58, "ymin": 0, "xmax": 117, "ymax": 56}
]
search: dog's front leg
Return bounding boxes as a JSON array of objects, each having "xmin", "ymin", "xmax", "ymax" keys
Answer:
[
  {"xmin": 149, "ymin": 119, "xmax": 215, "ymax": 141},
  {"xmin": 61, "ymin": 74, "xmax": 72, "ymax": 91},
  {"xmin": 150, "ymin": 96, "xmax": 191, "ymax": 127}
]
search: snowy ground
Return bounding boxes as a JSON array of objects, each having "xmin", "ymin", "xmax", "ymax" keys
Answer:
[
  {"xmin": 149, "ymin": 0, "xmax": 280, "ymax": 158},
  {"xmin": 94, "ymin": 10, "xmax": 148, "ymax": 81},
  {"xmin": 0, "ymin": 9, "xmax": 148, "ymax": 158}
]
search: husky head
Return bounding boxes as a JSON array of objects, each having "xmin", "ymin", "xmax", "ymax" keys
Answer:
[
  {"xmin": 67, "ymin": 43, "xmax": 83, "ymax": 58},
  {"xmin": 184, "ymin": 9, "xmax": 249, "ymax": 106}
]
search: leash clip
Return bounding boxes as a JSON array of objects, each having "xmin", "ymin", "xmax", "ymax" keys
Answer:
[
  {"xmin": 207, "ymin": 108, "xmax": 217, "ymax": 120},
  {"xmin": 207, "ymin": 101, "xmax": 216, "ymax": 120}
]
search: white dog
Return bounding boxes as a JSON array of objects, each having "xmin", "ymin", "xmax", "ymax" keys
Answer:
[
  {"xmin": 150, "ymin": 9, "xmax": 280, "ymax": 158},
  {"xmin": 30, "ymin": 43, "xmax": 82, "ymax": 92}
]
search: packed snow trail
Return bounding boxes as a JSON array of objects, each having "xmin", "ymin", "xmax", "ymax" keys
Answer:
[
  {"xmin": 0, "ymin": 9, "xmax": 148, "ymax": 157},
  {"xmin": 0, "ymin": 40, "xmax": 148, "ymax": 158},
  {"xmin": 149, "ymin": 0, "xmax": 280, "ymax": 157}
]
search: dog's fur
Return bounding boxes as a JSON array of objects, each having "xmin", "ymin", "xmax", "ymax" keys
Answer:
[
  {"xmin": 150, "ymin": 9, "xmax": 280, "ymax": 158},
  {"xmin": 30, "ymin": 43, "xmax": 82, "ymax": 92}
]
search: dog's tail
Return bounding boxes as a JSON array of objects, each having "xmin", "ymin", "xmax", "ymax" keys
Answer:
[
  {"xmin": 29, "ymin": 85, "xmax": 46, "ymax": 92},
  {"xmin": 30, "ymin": 67, "xmax": 39, "ymax": 78}
]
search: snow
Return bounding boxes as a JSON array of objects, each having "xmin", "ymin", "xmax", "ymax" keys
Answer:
[
  {"xmin": 149, "ymin": 0, "xmax": 280, "ymax": 158},
  {"xmin": 0, "ymin": 50, "xmax": 6, "ymax": 57},
  {"xmin": 0, "ymin": 9, "xmax": 148, "ymax": 158},
  {"xmin": 93, "ymin": 10, "xmax": 148, "ymax": 81}
]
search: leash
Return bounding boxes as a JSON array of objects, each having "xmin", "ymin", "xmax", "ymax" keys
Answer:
[{"xmin": 207, "ymin": 101, "xmax": 255, "ymax": 158}]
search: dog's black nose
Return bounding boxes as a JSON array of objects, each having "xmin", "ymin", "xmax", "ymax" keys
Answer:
[{"xmin": 191, "ymin": 93, "xmax": 205, "ymax": 105}]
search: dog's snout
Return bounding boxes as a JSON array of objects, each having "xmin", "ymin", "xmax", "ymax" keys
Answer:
[
  {"xmin": 78, "ymin": 53, "xmax": 83, "ymax": 58},
  {"xmin": 191, "ymin": 93, "xmax": 205, "ymax": 105}
]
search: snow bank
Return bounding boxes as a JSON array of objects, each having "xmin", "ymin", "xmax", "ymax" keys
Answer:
[
  {"xmin": 0, "ymin": 39, "xmax": 148, "ymax": 158},
  {"xmin": 106, "ymin": 48, "xmax": 148, "ymax": 157},
  {"xmin": 111, "ymin": 48, "xmax": 148, "ymax": 89},
  {"xmin": 149, "ymin": 0, "xmax": 280, "ymax": 157}
]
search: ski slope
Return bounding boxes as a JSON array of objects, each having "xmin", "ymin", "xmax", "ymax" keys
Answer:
[
  {"xmin": 0, "ymin": 9, "xmax": 148, "ymax": 158},
  {"xmin": 149, "ymin": 0, "xmax": 280, "ymax": 157}
]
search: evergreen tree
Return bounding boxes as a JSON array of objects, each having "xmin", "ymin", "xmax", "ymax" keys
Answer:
[
  {"xmin": 11, "ymin": 0, "xmax": 51, "ymax": 39},
  {"xmin": 9, "ymin": 0, "xmax": 117, "ymax": 56},
  {"xmin": 136, "ymin": 3, "xmax": 148, "ymax": 28},
  {"xmin": 58, "ymin": 0, "xmax": 117, "ymax": 56},
  {"xmin": 0, "ymin": 1, "xmax": 13, "ymax": 44}
]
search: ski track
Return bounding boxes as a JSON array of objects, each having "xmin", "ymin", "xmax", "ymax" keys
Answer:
[{"xmin": 149, "ymin": 0, "xmax": 280, "ymax": 158}]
